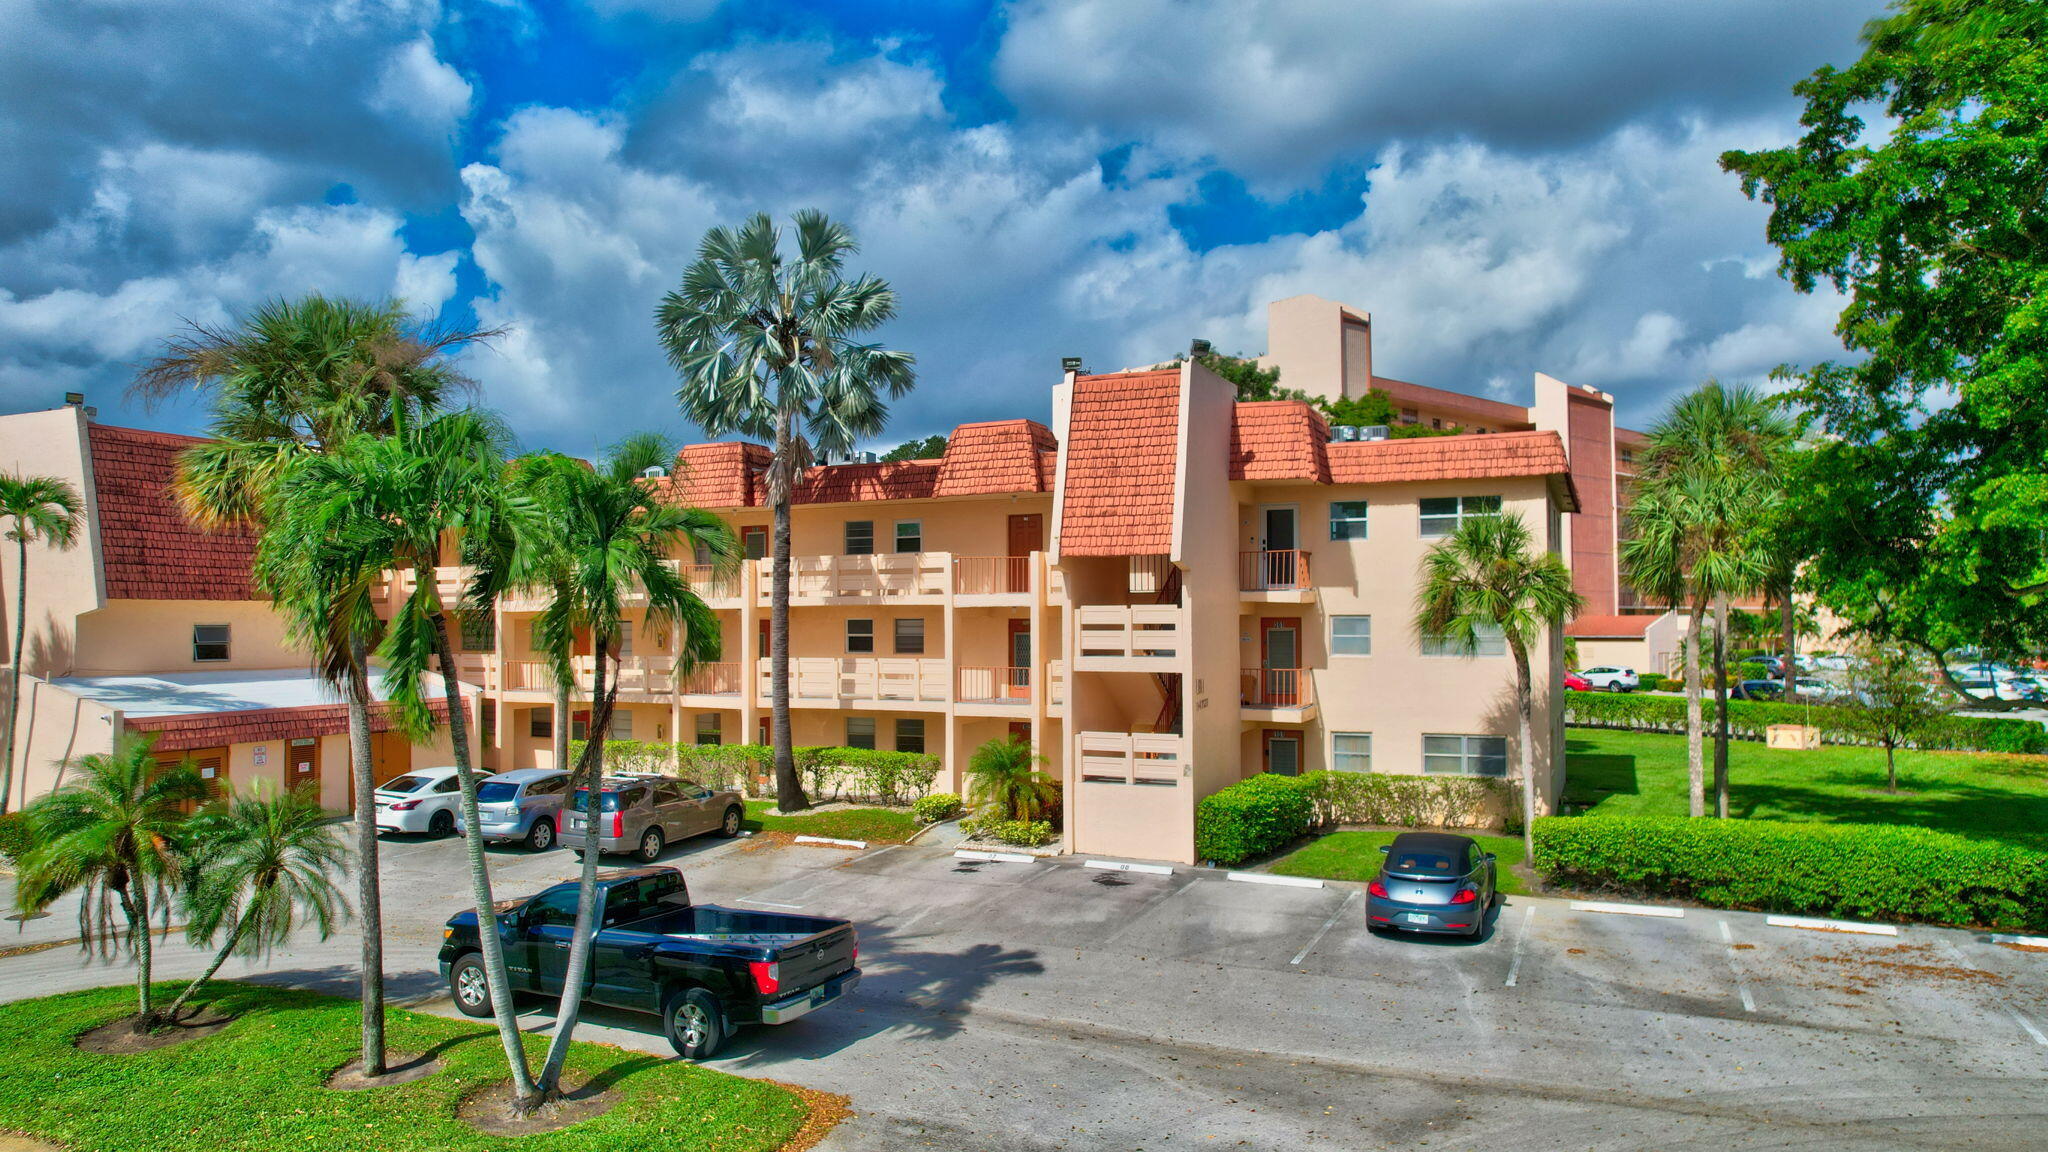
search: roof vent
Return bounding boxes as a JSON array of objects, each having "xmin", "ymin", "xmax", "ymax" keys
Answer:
[
  {"xmin": 1330, "ymin": 425, "xmax": 1360, "ymax": 442},
  {"xmin": 856, "ymin": 451, "xmax": 880, "ymax": 465},
  {"xmin": 641, "ymin": 465, "xmax": 668, "ymax": 479},
  {"xmin": 1360, "ymin": 425, "xmax": 1391, "ymax": 441}
]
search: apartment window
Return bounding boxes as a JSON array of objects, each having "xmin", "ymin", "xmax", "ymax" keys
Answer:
[
  {"xmin": 895, "ymin": 718, "xmax": 926, "ymax": 754},
  {"xmin": 742, "ymin": 526, "xmax": 768, "ymax": 560},
  {"xmin": 1418, "ymin": 495, "xmax": 1503, "ymax": 538},
  {"xmin": 1399, "ymin": 408, "xmax": 1419, "ymax": 424},
  {"xmin": 1424, "ymin": 734, "xmax": 1509, "ymax": 777},
  {"xmin": 695, "ymin": 713, "xmax": 722, "ymax": 746},
  {"xmin": 458, "ymin": 610, "xmax": 495, "ymax": 653},
  {"xmin": 894, "ymin": 617, "xmax": 926, "ymax": 655},
  {"xmin": 845, "ymin": 520, "xmax": 875, "ymax": 555},
  {"xmin": 1330, "ymin": 615, "xmax": 1372, "ymax": 657},
  {"xmin": 846, "ymin": 717, "xmax": 877, "ymax": 750},
  {"xmin": 610, "ymin": 710, "xmax": 633, "ymax": 740},
  {"xmin": 846, "ymin": 619, "xmax": 875, "ymax": 653},
  {"xmin": 528, "ymin": 708, "xmax": 553, "ymax": 739},
  {"xmin": 192, "ymin": 624, "xmax": 230, "ymax": 663},
  {"xmin": 894, "ymin": 520, "xmax": 922, "ymax": 553},
  {"xmin": 1329, "ymin": 501, "xmax": 1369, "ymax": 541},
  {"xmin": 1421, "ymin": 621, "xmax": 1506, "ymax": 657},
  {"xmin": 1333, "ymin": 732, "xmax": 1372, "ymax": 773}
]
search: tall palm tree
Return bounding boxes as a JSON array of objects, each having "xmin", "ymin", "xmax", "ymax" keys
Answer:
[
  {"xmin": 964, "ymin": 736, "xmax": 1058, "ymax": 822},
  {"xmin": 163, "ymin": 785, "xmax": 348, "ymax": 1022},
  {"xmin": 14, "ymin": 735, "xmax": 206, "ymax": 1030},
  {"xmin": 480, "ymin": 439, "xmax": 733, "ymax": 1098},
  {"xmin": 0, "ymin": 474, "xmax": 83, "ymax": 814},
  {"xmin": 1620, "ymin": 382, "xmax": 1795, "ymax": 818},
  {"xmin": 135, "ymin": 293, "xmax": 496, "ymax": 1075},
  {"xmin": 1415, "ymin": 511, "xmax": 1583, "ymax": 858},
  {"xmin": 660, "ymin": 210, "xmax": 916, "ymax": 813}
]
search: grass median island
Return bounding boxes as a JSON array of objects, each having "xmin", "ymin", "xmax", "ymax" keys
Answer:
[
  {"xmin": 743, "ymin": 800, "xmax": 919, "ymax": 843},
  {"xmin": 1563, "ymin": 730, "xmax": 2048, "ymax": 851},
  {"xmin": 0, "ymin": 982, "xmax": 812, "ymax": 1152},
  {"xmin": 1269, "ymin": 829, "xmax": 1532, "ymax": 895}
]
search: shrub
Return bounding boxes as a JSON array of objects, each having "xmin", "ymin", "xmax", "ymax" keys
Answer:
[
  {"xmin": 0, "ymin": 811, "xmax": 29, "ymax": 865},
  {"xmin": 1300, "ymin": 770, "xmax": 1512, "ymax": 830},
  {"xmin": 1533, "ymin": 815, "xmax": 2048, "ymax": 931},
  {"xmin": 960, "ymin": 814, "xmax": 1055, "ymax": 846},
  {"xmin": 912, "ymin": 793, "xmax": 963, "ymax": 825},
  {"xmin": 1194, "ymin": 774, "xmax": 1315, "ymax": 865},
  {"xmin": 1637, "ymin": 673, "xmax": 1669, "ymax": 692},
  {"xmin": 567, "ymin": 740, "xmax": 939, "ymax": 803},
  {"xmin": 1563, "ymin": 691, "xmax": 2048, "ymax": 754}
]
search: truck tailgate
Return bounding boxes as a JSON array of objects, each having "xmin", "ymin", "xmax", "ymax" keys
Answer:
[{"xmin": 769, "ymin": 922, "xmax": 856, "ymax": 993}]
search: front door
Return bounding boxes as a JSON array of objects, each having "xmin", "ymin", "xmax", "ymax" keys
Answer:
[
  {"xmin": 1263, "ymin": 730, "xmax": 1302, "ymax": 776},
  {"xmin": 1006, "ymin": 514, "xmax": 1042, "ymax": 594},
  {"xmin": 1259, "ymin": 506, "xmax": 1299, "ymax": 588},
  {"xmin": 288, "ymin": 736, "xmax": 320, "ymax": 798},
  {"xmin": 1008, "ymin": 721, "xmax": 1032, "ymax": 746},
  {"xmin": 370, "ymin": 730, "xmax": 409, "ymax": 790},
  {"xmin": 159, "ymin": 746, "xmax": 228, "ymax": 810},
  {"xmin": 1007, "ymin": 618, "xmax": 1031, "ymax": 699},
  {"xmin": 1260, "ymin": 618, "xmax": 1299, "ymax": 706}
]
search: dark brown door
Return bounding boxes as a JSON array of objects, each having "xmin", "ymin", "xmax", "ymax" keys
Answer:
[
  {"xmin": 1006, "ymin": 514, "xmax": 1042, "ymax": 593},
  {"xmin": 758, "ymin": 618, "xmax": 772, "ymax": 658},
  {"xmin": 1259, "ymin": 618, "xmax": 1299, "ymax": 706},
  {"xmin": 288, "ymin": 737, "xmax": 320, "ymax": 798},
  {"xmin": 1008, "ymin": 721, "xmax": 1032, "ymax": 746},
  {"xmin": 758, "ymin": 716, "xmax": 771, "ymax": 746},
  {"xmin": 1007, "ymin": 619, "xmax": 1031, "ymax": 699},
  {"xmin": 160, "ymin": 746, "xmax": 229, "ymax": 809},
  {"xmin": 371, "ymin": 729, "xmax": 409, "ymax": 789}
]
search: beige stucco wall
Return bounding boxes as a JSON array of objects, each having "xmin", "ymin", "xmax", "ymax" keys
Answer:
[
  {"xmin": 0, "ymin": 407, "xmax": 104, "ymax": 679},
  {"xmin": 9, "ymin": 675, "xmax": 117, "ymax": 808},
  {"xmin": 71, "ymin": 599, "xmax": 302, "ymax": 676}
]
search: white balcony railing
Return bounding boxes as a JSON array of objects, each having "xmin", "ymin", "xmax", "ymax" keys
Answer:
[
  {"xmin": 497, "ymin": 656, "xmax": 680, "ymax": 695},
  {"xmin": 1075, "ymin": 605, "xmax": 1184, "ymax": 661},
  {"xmin": 1048, "ymin": 659, "xmax": 1066, "ymax": 706},
  {"xmin": 956, "ymin": 665, "xmax": 1030, "ymax": 704},
  {"xmin": 953, "ymin": 555, "xmax": 1033, "ymax": 596},
  {"xmin": 756, "ymin": 657, "xmax": 949, "ymax": 703},
  {"xmin": 768, "ymin": 552, "xmax": 950, "ymax": 600},
  {"xmin": 1078, "ymin": 731, "xmax": 1183, "ymax": 785}
]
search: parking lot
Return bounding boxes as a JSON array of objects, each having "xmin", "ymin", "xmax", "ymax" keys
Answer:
[{"xmin": 5, "ymin": 829, "xmax": 2046, "ymax": 1149}]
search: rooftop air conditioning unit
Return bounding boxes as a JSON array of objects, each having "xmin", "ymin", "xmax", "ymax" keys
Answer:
[
  {"xmin": 856, "ymin": 451, "xmax": 880, "ymax": 465},
  {"xmin": 1360, "ymin": 425, "xmax": 1391, "ymax": 441},
  {"xmin": 1330, "ymin": 425, "xmax": 1361, "ymax": 442},
  {"xmin": 641, "ymin": 465, "xmax": 668, "ymax": 479}
]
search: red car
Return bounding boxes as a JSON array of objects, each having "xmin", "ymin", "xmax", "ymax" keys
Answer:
[{"xmin": 1563, "ymin": 673, "xmax": 1591, "ymax": 692}]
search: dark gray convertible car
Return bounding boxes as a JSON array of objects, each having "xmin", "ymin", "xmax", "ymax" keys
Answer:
[{"xmin": 1365, "ymin": 831, "xmax": 1497, "ymax": 937}]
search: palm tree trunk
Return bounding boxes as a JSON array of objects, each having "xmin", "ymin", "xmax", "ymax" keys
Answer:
[
  {"xmin": 129, "ymin": 882, "xmax": 155, "ymax": 1030},
  {"xmin": 165, "ymin": 911, "xmax": 251, "ymax": 1023},
  {"xmin": 769, "ymin": 429, "xmax": 807, "ymax": 812},
  {"xmin": 1712, "ymin": 593, "xmax": 1731, "ymax": 819},
  {"xmin": 347, "ymin": 638, "xmax": 385, "ymax": 1076},
  {"xmin": 1510, "ymin": 640, "xmax": 1538, "ymax": 860},
  {"xmin": 2, "ymin": 533, "xmax": 28, "ymax": 814},
  {"xmin": 1684, "ymin": 599, "xmax": 1706, "ymax": 819},
  {"xmin": 1779, "ymin": 591, "xmax": 1796, "ymax": 704},
  {"xmin": 537, "ymin": 640, "xmax": 615, "ymax": 1096},
  {"xmin": 428, "ymin": 598, "xmax": 537, "ymax": 1104},
  {"xmin": 552, "ymin": 678, "xmax": 570, "ymax": 775}
]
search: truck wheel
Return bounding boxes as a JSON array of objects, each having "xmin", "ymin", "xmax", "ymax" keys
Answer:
[
  {"xmin": 636, "ymin": 827, "xmax": 665, "ymax": 863},
  {"xmin": 719, "ymin": 805, "xmax": 743, "ymax": 838},
  {"xmin": 662, "ymin": 988, "xmax": 726, "ymax": 1060},
  {"xmin": 450, "ymin": 954, "xmax": 493, "ymax": 1018},
  {"xmin": 525, "ymin": 818, "xmax": 555, "ymax": 852}
]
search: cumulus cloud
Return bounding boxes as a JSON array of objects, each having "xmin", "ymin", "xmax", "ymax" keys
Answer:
[{"xmin": 370, "ymin": 36, "xmax": 476, "ymax": 142}]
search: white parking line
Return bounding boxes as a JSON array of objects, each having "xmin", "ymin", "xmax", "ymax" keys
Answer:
[
  {"xmin": 1085, "ymin": 859, "xmax": 1174, "ymax": 876},
  {"xmin": 954, "ymin": 849, "xmax": 1037, "ymax": 864},
  {"xmin": 1227, "ymin": 871, "xmax": 1324, "ymax": 889},
  {"xmin": 1569, "ymin": 900, "xmax": 1684, "ymax": 919},
  {"xmin": 794, "ymin": 835, "xmax": 868, "ymax": 849},
  {"xmin": 1991, "ymin": 933, "xmax": 2048, "ymax": 949},
  {"xmin": 1940, "ymin": 941, "xmax": 2048, "ymax": 1048},
  {"xmin": 1504, "ymin": 905, "xmax": 1535, "ymax": 987},
  {"xmin": 1765, "ymin": 915, "xmax": 1899, "ymax": 936},
  {"xmin": 1718, "ymin": 919, "xmax": 1757, "ymax": 1013},
  {"xmin": 1290, "ymin": 890, "xmax": 1361, "ymax": 966}
]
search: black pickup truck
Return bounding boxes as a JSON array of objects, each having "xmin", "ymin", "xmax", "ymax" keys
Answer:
[{"xmin": 439, "ymin": 867, "xmax": 859, "ymax": 1058}]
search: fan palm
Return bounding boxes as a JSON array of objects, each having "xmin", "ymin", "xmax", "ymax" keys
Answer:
[
  {"xmin": 0, "ymin": 474, "xmax": 83, "ymax": 814},
  {"xmin": 1415, "ymin": 511, "xmax": 1583, "ymax": 858},
  {"xmin": 163, "ymin": 785, "xmax": 348, "ymax": 1022},
  {"xmin": 660, "ymin": 210, "xmax": 916, "ymax": 813},
  {"xmin": 965, "ymin": 737, "xmax": 1058, "ymax": 822},
  {"xmin": 14, "ymin": 734, "xmax": 206, "ymax": 1030},
  {"xmin": 478, "ymin": 438, "xmax": 734, "ymax": 1098}
]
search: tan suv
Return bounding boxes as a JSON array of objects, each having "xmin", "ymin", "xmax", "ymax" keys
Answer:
[{"xmin": 558, "ymin": 775, "xmax": 745, "ymax": 861}]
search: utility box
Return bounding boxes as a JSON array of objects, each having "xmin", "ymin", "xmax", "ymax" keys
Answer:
[{"xmin": 1766, "ymin": 724, "xmax": 1822, "ymax": 750}]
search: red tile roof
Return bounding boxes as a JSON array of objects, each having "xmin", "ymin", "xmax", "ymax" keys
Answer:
[
  {"xmin": 127, "ymin": 698, "xmax": 450, "ymax": 751},
  {"xmin": 1372, "ymin": 376, "xmax": 1533, "ymax": 428},
  {"xmin": 661, "ymin": 419, "xmax": 1058, "ymax": 508},
  {"xmin": 795, "ymin": 459, "xmax": 940, "ymax": 503},
  {"xmin": 88, "ymin": 424, "xmax": 260, "ymax": 601},
  {"xmin": 1564, "ymin": 614, "xmax": 1658, "ymax": 639},
  {"xmin": 1230, "ymin": 401, "xmax": 1331, "ymax": 482},
  {"xmin": 933, "ymin": 420, "xmax": 1058, "ymax": 498},
  {"xmin": 1059, "ymin": 370, "xmax": 1182, "ymax": 557},
  {"xmin": 1327, "ymin": 429, "xmax": 1577, "ymax": 509},
  {"xmin": 669, "ymin": 442, "xmax": 773, "ymax": 507}
]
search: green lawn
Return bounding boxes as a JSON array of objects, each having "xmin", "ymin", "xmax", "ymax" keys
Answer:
[
  {"xmin": 0, "ymin": 983, "xmax": 808, "ymax": 1152},
  {"xmin": 743, "ymin": 800, "xmax": 919, "ymax": 843},
  {"xmin": 1563, "ymin": 729, "xmax": 2048, "ymax": 850},
  {"xmin": 1270, "ymin": 829, "xmax": 1531, "ymax": 895}
]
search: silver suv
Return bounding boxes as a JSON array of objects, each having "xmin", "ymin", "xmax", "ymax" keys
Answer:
[{"xmin": 558, "ymin": 774, "xmax": 746, "ymax": 862}]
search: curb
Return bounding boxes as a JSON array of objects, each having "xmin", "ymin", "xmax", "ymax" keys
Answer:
[
  {"xmin": 794, "ymin": 835, "xmax": 868, "ymax": 850},
  {"xmin": 1227, "ymin": 871, "xmax": 1324, "ymax": 889},
  {"xmin": 1991, "ymin": 933, "xmax": 2048, "ymax": 949},
  {"xmin": 1085, "ymin": 860, "xmax": 1173, "ymax": 876},
  {"xmin": 1765, "ymin": 915, "xmax": 1898, "ymax": 936},
  {"xmin": 954, "ymin": 849, "xmax": 1036, "ymax": 864},
  {"xmin": 1569, "ymin": 900, "xmax": 1683, "ymax": 919}
]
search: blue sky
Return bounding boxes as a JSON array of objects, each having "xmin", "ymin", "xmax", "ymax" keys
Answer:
[{"xmin": 0, "ymin": 0, "xmax": 1875, "ymax": 457}]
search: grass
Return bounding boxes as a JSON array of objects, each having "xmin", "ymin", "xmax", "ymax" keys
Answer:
[
  {"xmin": 1562, "ymin": 729, "xmax": 2048, "ymax": 851},
  {"xmin": 743, "ymin": 800, "xmax": 919, "ymax": 843},
  {"xmin": 0, "ymin": 982, "xmax": 808, "ymax": 1152},
  {"xmin": 1269, "ymin": 829, "xmax": 1531, "ymax": 895}
]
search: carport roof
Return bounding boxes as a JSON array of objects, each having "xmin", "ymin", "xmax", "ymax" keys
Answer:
[{"xmin": 50, "ymin": 667, "xmax": 459, "ymax": 718}]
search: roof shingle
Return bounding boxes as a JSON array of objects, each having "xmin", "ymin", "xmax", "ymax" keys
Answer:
[
  {"xmin": 1059, "ymin": 370, "xmax": 1182, "ymax": 557},
  {"xmin": 1230, "ymin": 401, "xmax": 1331, "ymax": 482},
  {"xmin": 88, "ymin": 424, "xmax": 260, "ymax": 601},
  {"xmin": 661, "ymin": 418, "xmax": 1057, "ymax": 509}
]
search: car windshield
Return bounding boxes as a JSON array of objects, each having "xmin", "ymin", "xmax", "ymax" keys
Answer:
[
  {"xmin": 569, "ymin": 788, "xmax": 631, "ymax": 814},
  {"xmin": 1387, "ymin": 849, "xmax": 1461, "ymax": 875},
  {"xmin": 477, "ymin": 782, "xmax": 520, "ymax": 803},
  {"xmin": 380, "ymin": 775, "xmax": 433, "ymax": 793}
]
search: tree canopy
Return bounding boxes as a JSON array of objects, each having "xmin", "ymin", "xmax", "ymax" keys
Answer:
[{"xmin": 880, "ymin": 434, "xmax": 948, "ymax": 462}]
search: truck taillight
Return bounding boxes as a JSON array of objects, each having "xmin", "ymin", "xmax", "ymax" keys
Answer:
[
  {"xmin": 749, "ymin": 960, "xmax": 780, "ymax": 996},
  {"xmin": 611, "ymin": 810, "xmax": 624, "ymax": 838},
  {"xmin": 851, "ymin": 930, "xmax": 858, "ymax": 966}
]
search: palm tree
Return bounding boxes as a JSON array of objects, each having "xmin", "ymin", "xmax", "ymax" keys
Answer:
[
  {"xmin": 135, "ymin": 294, "xmax": 494, "ymax": 1074},
  {"xmin": 660, "ymin": 210, "xmax": 916, "ymax": 813},
  {"xmin": 480, "ymin": 438, "xmax": 733, "ymax": 1098},
  {"xmin": 1619, "ymin": 383, "xmax": 1795, "ymax": 818},
  {"xmin": 964, "ymin": 736, "xmax": 1058, "ymax": 822},
  {"xmin": 1415, "ymin": 511, "xmax": 1582, "ymax": 858},
  {"xmin": 163, "ymin": 785, "xmax": 348, "ymax": 1022},
  {"xmin": 0, "ymin": 474, "xmax": 83, "ymax": 814},
  {"xmin": 14, "ymin": 735, "xmax": 206, "ymax": 1030}
]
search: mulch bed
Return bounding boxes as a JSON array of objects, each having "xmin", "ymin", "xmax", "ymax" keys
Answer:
[
  {"xmin": 324, "ymin": 1052, "xmax": 444, "ymax": 1091},
  {"xmin": 457, "ymin": 1078, "xmax": 620, "ymax": 1136},
  {"xmin": 74, "ymin": 1004, "xmax": 236, "ymax": 1054},
  {"xmin": 767, "ymin": 1081, "xmax": 852, "ymax": 1152}
]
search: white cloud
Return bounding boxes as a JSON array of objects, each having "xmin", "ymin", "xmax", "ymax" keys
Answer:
[{"xmin": 370, "ymin": 36, "xmax": 475, "ymax": 142}]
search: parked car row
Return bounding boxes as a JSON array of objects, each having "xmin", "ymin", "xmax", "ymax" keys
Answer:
[{"xmin": 373, "ymin": 766, "xmax": 745, "ymax": 860}]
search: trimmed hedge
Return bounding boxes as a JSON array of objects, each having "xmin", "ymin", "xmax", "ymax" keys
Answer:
[
  {"xmin": 565, "ymin": 740, "xmax": 939, "ymax": 804},
  {"xmin": 1533, "ymin": 815, "xmax": 2048, "ymax": 931},
  {"xmin": 1195, "ymin": 774, "xmax": 1317, "ymax": 865},
  {"xmin": 912, "ymin": 793, "xmax": 963, "ymax": 824},
  {"xmin": 1565, "ymin": 690, "xmax": 2048, "ymax": 754},
  {"xmin": 1196, "ymin": 770, "xmax": 1520, "ymax": 866},
  {"xmin": 961, "ymin": 814, "xmax": 1055, "ymax": 846}
]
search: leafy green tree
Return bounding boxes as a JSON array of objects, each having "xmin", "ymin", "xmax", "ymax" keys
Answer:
[
  {"xmin": 1721, "ymin": 0, "xmax": 2048, "ymax": 690},
  {"xmin": 879, "ymin": 434, "xmax": 948, "ymax": 462},
  {"xmin": 964, "ymin": 736, "xmax": 1058, "ymax": 821},
  {"xmin": 0, "ymin": 474, "xmax": 82, "ymax": 814},
  {"xmin": 164, "ymin": 786, "xmax": 347, "ymax": 1022},
  {"xmin": 1415, "ymin": 511, "xmax": 1582, "ymax": 857},
  {"xmin": 14, "ymin": 735, "xmax": 205, "ymax": 1030},
  {"xmin": 1848, "ymin": 644, "xmax": 1947, "ymax": 794},
  {"xmin": 661, "ymin": 211, "xmax": 916, "ymax": 814},
  {"xmin": 1320, "ymin": 391, "xmax": 1459, "ymax": 438}
]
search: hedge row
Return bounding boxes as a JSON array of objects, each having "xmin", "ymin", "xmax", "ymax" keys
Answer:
[
  {"xmin": 565, "ymin": 740, "xmax": 940, "ymax": 805},
  {"xmin": 1564, "ymin": 691, "xmax": 2048, "ymax": 754},
  {"xmin": 1533, "ymin": 815, "xmax": 2048, "ymax": 931},
  {"xmin": 1195, "ymin": 771, "xmax": 1517, "ymax": 866}
]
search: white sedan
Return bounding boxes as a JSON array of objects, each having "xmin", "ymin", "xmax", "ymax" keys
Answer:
[{"xmin": 373, "ymin": 766, "xmax": 465, "ymax": 835}]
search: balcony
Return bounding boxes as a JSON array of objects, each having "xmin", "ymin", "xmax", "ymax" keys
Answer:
[
  {"xmin": 496, "ymin": 657, "xmax": 684, "ymax": 697},
  {"xmin": 757, "ymin": 657, "xmax": 948, "ymax": 706},
  {"xmin": 1240, "ymin": 550, "xmax": 1313, "ymax": 600},
  {"xmin": 767, "ymin": 553, "xmax": 950, "ymax": 602},
  {"xmin": 1074, "ymin": 605, "xmax": 1184, "ymax": 666},
  {"xmin": 1077, "ymin": 731, "xmax": 1183, "ymax": 786},
  {"xmin": 1241, "ymin": 667, "xmax": 1317, "ymax": 721},
  {"xmin": 679, "ymin": 661, "xmax": 743, "ymax": 698},
  {"xmin": 955, "ymin": 665, "xmax": 1031, "ymax": 710},
  {"xmin": 1047, "ymin": 659, "xmax": 1066, "ymax": 713},
  {"xmin": 677, "ymin": 562, "xmax": 743, "ymax": 605},
  {"xmin": 953, "ymin": 556, "xmax": 1033, "ymax": 601}
]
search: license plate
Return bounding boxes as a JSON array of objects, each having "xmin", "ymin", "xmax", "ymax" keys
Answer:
[{"xmin": 1403, "ymin": 913, "xmax": 1431, "ymax": 925}]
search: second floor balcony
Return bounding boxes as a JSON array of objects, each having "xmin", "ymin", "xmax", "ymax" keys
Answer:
[
  {"xmin": 1240, "ymin": 550, "xmax": 1313, "ymax": 597},
  {"xmin": 757, "ymin": 656, "xmax": 949, "ymax": 706},
  {"xmin": 1074, "ymin": 605, "xmax": 1184, "ymax": 666}
]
